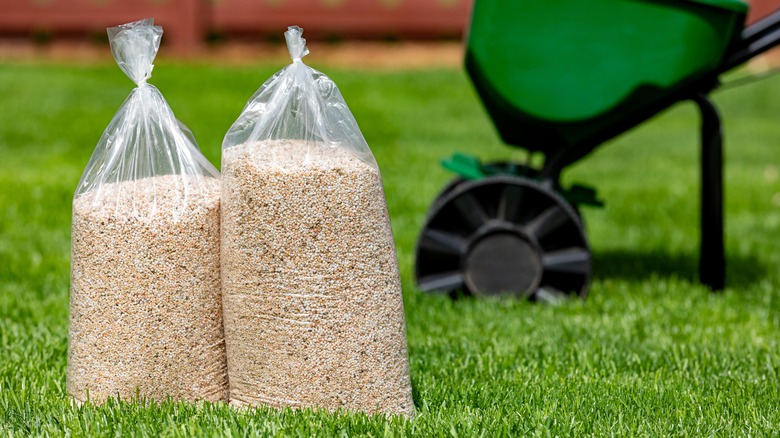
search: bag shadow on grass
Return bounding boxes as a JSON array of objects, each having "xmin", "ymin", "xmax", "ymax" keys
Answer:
[{"xmin": 591, "ymin": 249, "xmax": 768, "ymax": 288}]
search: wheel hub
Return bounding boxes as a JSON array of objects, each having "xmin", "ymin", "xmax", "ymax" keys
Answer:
[{"xmin": 463, "ymin": 231, "xmax": 542, "ymax": 297}]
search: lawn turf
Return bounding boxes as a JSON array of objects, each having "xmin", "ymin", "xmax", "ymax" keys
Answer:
[{"xmin": 0, "ymin": 60, "xmax": 779, "ymax": 436}]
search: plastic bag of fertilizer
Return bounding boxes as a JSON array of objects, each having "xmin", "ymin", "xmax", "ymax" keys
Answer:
[
  {"xmin": 67, "ymin": 18, "xmax": 228, "ymax": 405},
  {"xmin": 221, "ymin": 26, "xmax": 414, "ymax": 417}
]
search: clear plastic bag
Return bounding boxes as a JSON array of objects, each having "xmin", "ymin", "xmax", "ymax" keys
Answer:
[
  {"xmin": 221, "ymin": 26, "xmax": 414, "ymax": 417},
  {"xmin": 67, "ymin": 18, "xmax": 228, "ymax": 405}
]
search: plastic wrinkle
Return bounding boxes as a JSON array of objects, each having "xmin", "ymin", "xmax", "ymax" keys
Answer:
[
  {"xmin": 222, "ymin": 26, "xmax": 375, "ymax": 167},
  {"xmin": 233, "ymin": 391, "xmax": 302, "ymax": 408},
  {"xmin": 281, "ymin": 292, "xmax": 331, "ymax": 299},
  {"xmin": 253, "ymin": 314, "xmax": 314, "ymax": 327},
  {"xmin": 227, "ymin": 289, "xmax": 332, "ymax": 301},
  {"xmin": 75, "ymin": 18, "xmax": 220, "ymax": 220}
]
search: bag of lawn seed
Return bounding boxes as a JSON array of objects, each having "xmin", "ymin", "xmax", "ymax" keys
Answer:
[
  {"xmin": 67, "ymin": 18, "xmax": 228, "ymax": 405},
  {"xmin": 220, "ymin": 25, "xmax": 414, "ymax": 417}
]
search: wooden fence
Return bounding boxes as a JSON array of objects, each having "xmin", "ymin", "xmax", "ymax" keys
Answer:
[
  {"xmin": 0, "ymin": 0, "xmax": 778, "ymax": 53},
  {"xmin": 0, "ymin": 0, "xmax": 472, "ymax": 52}
]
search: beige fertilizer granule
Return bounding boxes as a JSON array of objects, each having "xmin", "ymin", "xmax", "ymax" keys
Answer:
[
  {"xmin": 221, "ymin": 140, "xmax": 414, "ymax": 417},
  {"xmin": 67, "ymin": 175, "xmax": 228, "ymax": 405}
]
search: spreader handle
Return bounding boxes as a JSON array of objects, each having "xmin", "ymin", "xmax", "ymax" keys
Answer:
[{"xmin": 721, "ymin": 8, "xmax": 780, "ymax": 72}]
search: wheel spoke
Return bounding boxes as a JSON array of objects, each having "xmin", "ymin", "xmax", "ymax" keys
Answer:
[
  {"xmin": 524, "ymin": 205, "xmax": 568, "ymax": 241},
  {"xmin": 453, "ymin": 192, "xmax": 490, "ymax": 230},
  {"xmin": 535, "ymin": 286, "xmax": 568, "ymax": 304},
  {"xmin": 417, "ymin": 271, "xmax": 464, "ymax": 292},
  {"xmin": 418, "ymin": 228, "xmax": 467, "ymax": 257},
  {"xmin": 542, "ymin": 247, "xmax": 590, "ymax": 274},
  {"xmin": 498, "ymin": 184, "xmax": 524, "ymax": 223}
]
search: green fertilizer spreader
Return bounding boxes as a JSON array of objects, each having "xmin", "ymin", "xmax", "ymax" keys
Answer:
[{"xmin": 415, "ymin": 0, "xmax": 780, "ymax": 299}]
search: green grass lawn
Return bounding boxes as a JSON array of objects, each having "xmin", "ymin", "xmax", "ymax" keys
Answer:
[{"xmin": 1, "ymin": 59, "xmax": 779, "ymax": 436}]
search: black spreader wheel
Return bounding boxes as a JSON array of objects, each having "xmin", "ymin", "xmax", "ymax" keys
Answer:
[
  {"xmin": 415, "ymin": 176, "xmax": 591, "ymax": 301},
  {"xmin": 428, "ymin": 162, "xmax": 540, "ymax": 215}
]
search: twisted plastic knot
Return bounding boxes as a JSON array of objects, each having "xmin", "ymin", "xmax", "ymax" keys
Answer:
[
  {"xmin": 108, "ymin": 18, "xmax": 162, "ymax": 86},
  {"xmin": 285, "ymin": 26, "xmax": 309, "ymax": 63}
]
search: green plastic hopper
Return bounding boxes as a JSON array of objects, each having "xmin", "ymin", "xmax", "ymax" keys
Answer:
[{"xmin": 466, "ymin": 0, "xmax": 747, "ymax": 153}]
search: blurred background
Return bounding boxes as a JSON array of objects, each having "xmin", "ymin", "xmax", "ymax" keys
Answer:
[
  {"xmin": 1, "ymin": 0, "xmax": 469, "ymax": 49},
  {"xmin": 1, "ymin": 0, "xmax": 780, "ymax": 67},
  {"xmin": 0, "ymin": 0, "xmax": 778, "ymax": 51}
]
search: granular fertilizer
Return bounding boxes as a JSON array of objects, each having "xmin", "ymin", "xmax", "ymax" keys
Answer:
[
  {"xmin": 221, "ymin": 140, "xmax": 414, "ymax": 417},
  {"xmin": 67, "ymin": 175, "xmax": 228, "ymax": 404}
]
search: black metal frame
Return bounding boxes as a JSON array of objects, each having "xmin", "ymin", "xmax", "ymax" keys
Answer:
[
  {"xmin": 533, "ymin": 11, "xmax": 780, "ymax": 290},
  {"xmin": 693, "ymin": 93, "xmax": 724, "ymax": 290},
  {"xmin": 724, "ymin": 9, "xmax": 780, "ymax": 71}
]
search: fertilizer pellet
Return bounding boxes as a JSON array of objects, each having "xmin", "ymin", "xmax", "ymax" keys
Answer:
[
  {"xmin": 221, "ymin": 140, "xmax": 414, "ymax": 417},
  {"xmin": 67, "ymin": 175, "xmax": 228, "ymax": 405}
]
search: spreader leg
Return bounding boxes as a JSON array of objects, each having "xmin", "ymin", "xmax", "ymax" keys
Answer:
[{"xmin": 693, "ymin": 93, "xmax": 725, "ymax": 291}]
